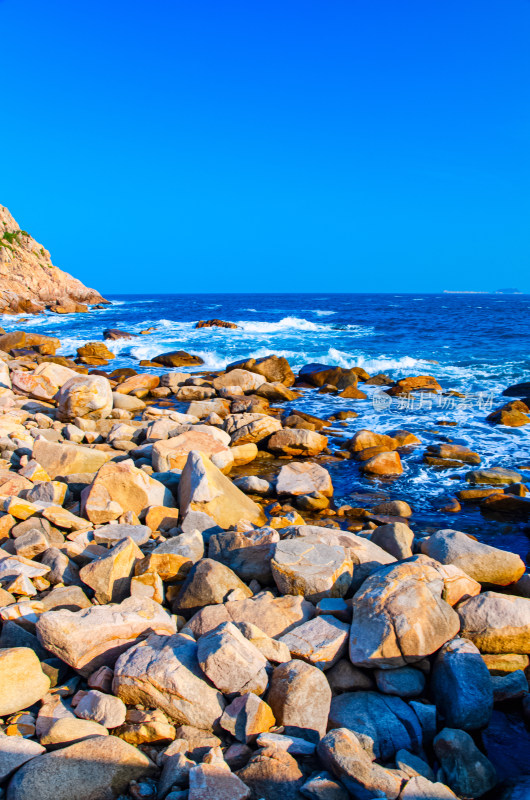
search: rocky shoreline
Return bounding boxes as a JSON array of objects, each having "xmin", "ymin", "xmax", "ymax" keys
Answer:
[
  {"xmin": 0, "ymin": 205, "xmax": 107, "ymax": 314},
  {"xmin": 0, "ymin": 329, "xmax": 528, "ymax": 800}
]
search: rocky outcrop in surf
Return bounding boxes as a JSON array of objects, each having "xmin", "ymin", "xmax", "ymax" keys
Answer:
[{"xmin": 0, "ymin": 204, "xmax": 108, "ymax": 314}]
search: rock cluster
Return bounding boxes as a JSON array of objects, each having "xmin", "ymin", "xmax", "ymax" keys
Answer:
[{"xmin": 0, "ymin": 341, "xmax": 527, "ymax": 800}]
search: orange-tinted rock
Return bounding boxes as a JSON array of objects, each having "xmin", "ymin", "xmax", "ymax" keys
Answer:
[
  {"xmin": 195, "ymin": 319, "xmax": 238, "ymax": 329},
  {"xmin": 348, "ymin": 430, "xmax": 397, "ymax": 453},
  {"xmin": 386, "ymin": 375, "xmax": 442, "ymax": 395},
  {"xmin": 361, "ymin": 451, "xmax": 403, "ymax": 476},
  {"xmin": 153, "ymin": 351, "xmax": 204, "ymax": 367}
]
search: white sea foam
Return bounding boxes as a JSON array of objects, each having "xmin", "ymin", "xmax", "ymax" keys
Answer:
[
  {"xmin": 311, "ymin": 309, "xmax": 336, "ymax": 316},
  {"xmin": 236, "ymin": 316, "xmax": 324, "ymax": 333}
]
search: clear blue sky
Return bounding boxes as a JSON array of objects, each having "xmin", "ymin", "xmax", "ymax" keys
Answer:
[{"xmin": 2, "ymin": 0, "xmax": 529, "ymax": 293}]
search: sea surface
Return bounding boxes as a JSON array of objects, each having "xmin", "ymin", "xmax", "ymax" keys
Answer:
[{"xmin": 4, "ymin": 292, "xmax": 530, "ymax": 561}]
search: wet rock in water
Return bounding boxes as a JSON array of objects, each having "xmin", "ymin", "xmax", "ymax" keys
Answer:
[
  {"xmin": 458, "ymin": 591, "xmax": 530, "ymax": 653},
  {"xmin": 0, "ymin": 647, "xmax": 50, "ymax": 715},
  {"xmin": 228, "ymin": 355, "xmax": 295, "ymax": 386},
  {"xmin": 76, "ymin": 341, "xmax": 115, "ymax": 365},
  {"xmin": 6, "ymin": 735, "xmax": 155, "ymax": 800},
  {"xmin": 178, "ymin": 450, "xmax": 266, "ymax": 528},
  {"xmin": 370, "ymin": 521, "xmax": 414, "ymax": 559},
  {"xmin": 271, "ymin": 536, "xmax": 353, "ymax": 603},
  {"xmin": 431, "ymin": 637, "xmax": 493, "ymax": 730},
  {"xmin": 152, "ymin": 350, "xmax": 204, "ymax": 367},
  {"xmin": 276, "ymin": 461, "xmax": 333, "ymax": 497},
  {"xmin": 197, "ymin": 621, "xmax": 268, "ymax": 695},
  {"xmin": 480, "ymin": 493, "xmax": 530, "ymax": 517},
  {"xmin": 298, "ymin": 363, "xmax": 359, "ymax": 389},
  {"xmin": 465, "ymin": 467, "xmax": 522, "ymax": 485},
  {"xmin": 433, "ymin": 727, "xmax": 497, "ymax": 799},
  {"xmin": 420, "ymin": 528, "xmax": 525, "ymax": 586},
  {"xmin": 361, "ymin": 450, "xmax": 403, "ymax": 476},
  {"xmin": 425, "ymin": 443, "xmax": 481, "ymax": 465},
  {"xmin": 372, "ymin": 499, "xmax": 413, "ymax": 517},
  {"xmin": 236, "ymin": 746, "xmax": 304, "ymax": 800},
  {"xmin": 386, "ymin": 375, "xmax": 442, "ymax": 395},
  {"xmin": 267, "ymin": 428, "xmax": 328, "ymax": 456},
  {"xmin": 267, "ymin": 659, "xmax": 331, "ymax": 740},
  {"xmin": 113, "ymin": 632, "xmax": 225, "ymax": 730},
  {"xmin": 103, "ymin": 328, "xmax": 138, "ymax": 339},
  {"xmin": 328, "ymin": 690, "xmax": 423, "ymax": 761},
  {"xmin": 348, "ymin": 428, "xmax": 398, "ymax": 452},
  {"xmin": 317, "ymin": 727, "xmax": 401, "ymax": 799},
  {"xmin": 487, "ymin": 400, "xmax": 530, "ymax": 427},
  {"xmin": 36, "ymin": 595, "xmax": 176, "ymax": 675},
  {"xmin": 349, "ymin": 556, "xmax": 460, "ymax": 668},
  {"xmin": 214, "ymin": 368, "xmax": 266, "ymax": 393},
  {"xmin": 195, "ymin": 318, "xmax": 238, "ymax": 329},
  {"xmin": 278, "ymin": 614, "xmax": 350, "ymax": 671}
]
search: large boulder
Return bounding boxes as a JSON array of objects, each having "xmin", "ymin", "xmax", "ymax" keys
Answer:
[
  {"xmin": 6, "ymin": 735, "xmax": 154, "ymax": 800},
  {"xmin": 152, "ymin": 350, "xmax": 204, "ymax": 367},
  {"xmin": 0, "ymin": 738, "xmax": 45, "ymax": 782},
  {"xmin": 11, "ymin": 362, "xmax": 77, "ymax": 401},
  {"xmin": 152, "ymin": 430, "xmax": 233, "ymax": 472},
  {"xmin": 33, "ymin": 438, "xmax": 112, "ymax": 478},
  {"xmin": 458, "ymin": 592, "xmax": 530, "ymax": 653},
  {"xmin": 236, "ymin": 746, "xmax": 304, "ymax": 800},
  {"xmin": 0, "ymin": 330, "xmax": 60, "ymax": 355},
  {"xmin": 275, "ymin": 461, "xmax": 333, "ymax": 497},
  {"xmin": 197, "ymin": 621, "xmax": 268, "ymax": 695},
  {"xmin": 267, "ymin": 659, "xmax": 331, "ymax": 740},
  {"xmin": 213, "ymin": 368, "xmax": 266, "ymax": 392},
  {"xmin": 431, "ymin": 637, "xmax": 493, "ymax": 730},
  {"xmin": 349, "ymin": 556, "xmax": 460, "ymax": 668},
  {"xmin": 56, "ymin": 374, "xmax": 113, "ymax": 421},
  {"xmin": 361, "ymin": 450, "xmax": 403, "ymax": 476},
  {"xmin": 328, "ymin": 691, "xmax": 423, "ymax": 761},
  {"xmin": 179, "ymin": 450, "xmax": 266, "ymax": 529},
  {"xmin": 113, "ymin": 633, "xmax": 225, "ymax": 730},
  {"xmin": 185, "ymin": 591, "xmax": 314, "ymax": 639},
  {"xmin": 36, "ymin": 596, "xmax": 176, "ymax": 675},
  {"xmin": 271, "ymin": 536, "xmax": 353, "ymax": 603},
  {"xmin": 84, "ymin": 459, "xmax": 175, "ymax": 522},
  {"xmin": 421, "ymin": 529, "xmax": 525, "ymax": 586},
  {"xmin": 465, "ymin": 467, "xmax": 522, "ymax": 485},
  {"xmin": 79, "ymin": 537, "xmax": 144, "ymax": 604},
  {"xmin": 318, "ymin": 728, "xmax": 401, "ymax": 799},
  {"xmin": 433, "ymin": 728, "xmax": 497, "ymax": 799},
  {"xmin": 267, "ymin": 428, "xmax": 328, "ymax": 456},
  {"xmin": 386, "ymin": 375, "xmax": 442, "ymax": 395},
  {"xmin": 298, "ymin": 363, "xmax": 358, "ymax": 389},
  {"xmin": 224, "ymin": 413, "xmax": 282, "ymax": 445},
  {"xmin": 228, "ymin": 355, "xmax": 295, "ymax": 387},
  {"xmin": 278, "ymin": 614, "xmax": 350, "ymax": 671},
  {"xmin": 0, "ymin": 647, "xmax": 50, "ymax": 715},
  {"xmin": 176, "ymin": 558, "xmax": 253, "ymax": 613}
]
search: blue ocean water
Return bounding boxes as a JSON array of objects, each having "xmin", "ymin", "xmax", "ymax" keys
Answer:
[{"xmin": 4, "ymin": 292, "xmax": 530, "ymax": 559}]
